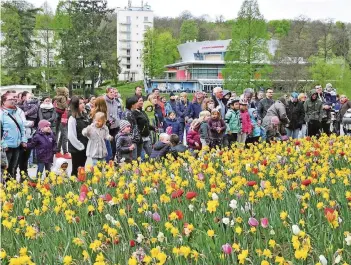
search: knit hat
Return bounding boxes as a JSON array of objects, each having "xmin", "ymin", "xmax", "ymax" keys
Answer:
[
  {"xmin": 271, "ymin": 116, "xmax": 280, "ymax": 125},
  {"xmin": 120, "ymin": 120, "xmax": 131, "ymax": 132},
  {"xmin": 291, "ymin": 92, "xmax": 299, "ymax": 99},
  {"xmin": 38, "ymin": 120, "xmax": 51, "ymax": 130}
]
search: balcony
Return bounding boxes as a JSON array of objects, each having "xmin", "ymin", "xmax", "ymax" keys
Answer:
[
  {"xmin": 120, "ymin": 54, "xmax": 131, "ymax": 58},
  {"xmin": 119, "ymin": 28, "xmax": 131, "ymax": 33},
  {"xmin": 119, "ymin": 39, "xmax": 131, "ymax": 42},
  {"xmin": 119, "ymin": 21, "xmax": 131, "ymax": 25},
  {"xmin": 120, "ymin": 46, "xmax": 131, "ymax": 50}
]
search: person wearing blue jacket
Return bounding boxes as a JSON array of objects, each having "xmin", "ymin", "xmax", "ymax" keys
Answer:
[
  {"xmin": 176, "ymin": 92, "xmax": 190, "ymax": 142},
  {"xmin": 188, "ymin": 91, "xmax": 204, "ymax": 119},
  {"xmin": 247, "ymin": 108, "xmax": 262, "ymax": 145},
  {"xmin": 0, "ymin": 91, "xmax": 27, "ymax": 181},
  {"xmin": 163, "ymin": 111, "xmax": 182, "ymax": 138}
]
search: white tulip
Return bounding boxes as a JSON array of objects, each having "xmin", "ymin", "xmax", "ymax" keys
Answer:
[
  {"xmin": 157, "ymin": 232, "xmax": 165, "ymax": 243},
  {"xmin": 345, "ymin": 234, "xmax": 351, "ymax": 246},
  {"xmin": 334, "ymin": 255, "xmax": 341, "ymax": 264},
  {"xmin": 188, "ymin": 204, "xmax": 194, "ymax": 212},
  {"xmin": 292, "ymin": 225, "xmax": 301, "ymax": 235},
  {"xmin": 229, "ymin": 199, "xmax": 238, "ymax": 210},
  {"xmin": 212, "ymin": 193, "xmax": 219, "ymax": 200},
  {"xmin": 319, "ymin": 255, "xmax": 327, "ymax": 265},
  {"xmin": 222, "ymin": 217, "xmax": 230, "ymax": 225}
]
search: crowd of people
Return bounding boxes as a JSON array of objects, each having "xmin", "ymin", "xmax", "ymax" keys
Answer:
[{"xmin": 1, "ymin": 83, "xmax": 351, "ymax": 182}]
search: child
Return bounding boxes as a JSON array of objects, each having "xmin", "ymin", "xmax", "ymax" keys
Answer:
[
  {"xmin": 163, "ymin": 111, "xmax": 181, "ymax": 137},
  {"xmin": 82, "ymin": 112, "xmax": 112, "ymax": 166},
  {"xmin": 27, "ymin": 120, "xmax": 57, "ymax": 179},
  {"xmin": 266, "ymin": 116, "xmax": 282, "ymax": 143},
  {"xmin": 247, "ymin": 108, "xmax": 262, "ymax": 145},
  {"xmin": 39, "ymin": 97, "xmax": 56, "ymax": 132},
  {"xmin": 238, "ymin": 99, "xmax": 252, "ymax": 144},
  {"xmin": 54, "ymin": 87, "xmax": 69, "ymax": 115},
  {"xmin": 115, "ymin": 120, "xmax": 134, "ymax": 164},
  {"xmin": 198, "ymin": 110, "xmax": 211, "ymax": 147},
  {"xmin": 170, "ymin": 134, "xmax": 187, "ymax": 159},
  {"xmin": 225, "ymin": 97, "xmax": 241, "ymax": 146},
  {"xmin": 186, "ymin": 119, "xmax": 202, "ymax": 151},
  {"xmin": 208, "ymin": 109, "xmax": 226, "ymax": 149},
  {"xmin": 150, "ymin": 133, "xmax": 171, "ymax": 160},
  {"xmin": 52, "ymin": 157, "xmax": 69, "ymax": 177}
]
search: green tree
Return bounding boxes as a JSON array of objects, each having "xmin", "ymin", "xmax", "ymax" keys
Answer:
[
  {"xmin": 142, "ymin": 29, "xmax": 163, "ymax": 78},
  {"xmin": 180, "ymin": 20, "xmax": 199, "ymax": 43},
  {"xmin": 1, "ymin": 1, "xmax": 40, "ymax": 85},
  {"xmin": 223, "ymin": 0, "xmax": 272, "ymax": 93},
  {"xmin": 268, "ymin": 19, "xmax": 291, "ymax": 38}
]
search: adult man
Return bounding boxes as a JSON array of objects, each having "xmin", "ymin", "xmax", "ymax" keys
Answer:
[
  {"xmin": 188, "ymin": 91, "xmax": 204, "ymax": 119},
  {"xmin": 212, "ymin": 87, "xmax": 227, "ymax": 119},
  {"xmin": 104, "ymin": 87, "xmax": 120, "ymax": 158},
  {"xmin": 257, "ymin": 88, "xmax": 274, "ymax": 120},
  {"xmin": 315, "ymin": 85, "xmax": 332, "ymax": 136},
  {"xmin": 286, "ymin": 92, "xmax": 305, "ymax": 139},
  {"xmin": 135, "ymin": 86, "xmax": 146, "ymax": 101},
  {"xmin": 338, "ymin": 95, "xmax": 351, "ymax": 135},
  {"xmin": 165, "ymin": 92, "xmax": 177, "ymax": 117},
  {"xmin": 176, "ymin": 92, "xmax": 189, "ymax": 142},
  {"xmin": 0, "ymin": 91, "xmax": 27, "ymax": 181},
  {"xmin": 262, "ymin": 97, "xmax": 290, "ymax": 133},
  {"xmin": 304, "ymin": 89, "xmax": 323, "ymax": 137},
  {"xmin": 152, "ymin": 88, "xmax": 165, "ymax": 117}
]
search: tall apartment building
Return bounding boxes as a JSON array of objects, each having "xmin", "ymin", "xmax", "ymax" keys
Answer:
[{"xmin": 117, "ymin": 2, "xmax": 153, "ymax": 81}]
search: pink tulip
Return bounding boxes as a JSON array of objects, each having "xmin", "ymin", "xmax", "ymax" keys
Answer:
[
  {"xmin": 222, "ymin": 243, "xmax": 233, "ymax": 255},
  {"xmin": 260, "ymin": 218, "xmax": 269, "ymax": 228},
  {"xmin": 260, "ymin": 180, "xmax": 266, "ymax": 189},
  {"xmin": 248, "ymin": 217, "xmax": 259, "ymax": 227},
  {"xmin": 78, "ymin": 192, "xmax": 87, "ymax": 202},
  {"xmin": 198, "ymin": 173, "xmax": 204, "ymax": 181},
  {"xmin": 152, "ymin": 212, "xmax": 161, "ymax": 222}
]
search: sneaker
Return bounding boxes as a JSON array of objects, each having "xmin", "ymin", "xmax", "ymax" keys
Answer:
[
  {"xmin": 63, "ymin": 153, "xmax": 72, "ymax": 159},
  {"xmin": 55, "ymin": 153, "xmax": 63, "ymax": 158}
]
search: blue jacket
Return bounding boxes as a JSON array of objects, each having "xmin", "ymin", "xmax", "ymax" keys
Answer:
[
  {"xmin": 0, "ymin": 107, "xmax": 27, "ymax": 148},
  {"xmin": 163, "ymin": 118, "xmax": 181, "ymax": 137},
  {"xmin": 249, "ymin": 108, "xmax": 261, "ymax": 137},
  {"xmin": 165, "ymin": 100, "xmax": 177, "ymax": 116},
  {"xmin": 176, "ymin": 100, "xmax": 189, "ymax": 123},
  {"xmin": 27, "ymin": 130, "xmax": 57, "ymax": 163},
  {"xmin": 188, "ymin": 101, "xmax": 202, "ymax": 119}
]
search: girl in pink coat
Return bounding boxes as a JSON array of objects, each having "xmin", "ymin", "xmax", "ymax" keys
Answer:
[{"xmin": 238, "ymin": 99, "xmax": 252, "ymax": 144}]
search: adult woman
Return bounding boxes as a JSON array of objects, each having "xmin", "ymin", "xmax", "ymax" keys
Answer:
[
  {"xmin": 85, "ymin": 95, "xmax": 96, "ymax": 114},
  {"xmin": 133, "ymin": 97, "xmax": 153, "ymax": 158},
  {"xmin": 201, "ymin": 98, "xmax": 215, "ymax": 112},
  {"xmin": 0, "ymin": 91, "xmax": 27, "ymax": 181},
  {"xmin": 90, "ymin": 97, "xmax": 112, "ymax": 161},
  {"xmin": 176, "ymin": 92, "xmax": 189, "ymax": 142},
  {"xmin": 68, "ymin": 96, "xmax": 89, "ymax": 177}
]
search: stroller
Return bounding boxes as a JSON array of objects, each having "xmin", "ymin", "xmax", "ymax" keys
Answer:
[{"xmin": 342, "ymin": 109, "xmax": 351, "ymax": 136}]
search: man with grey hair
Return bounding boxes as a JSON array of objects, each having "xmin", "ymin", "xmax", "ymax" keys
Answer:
[{"xmin": 212, "ymin": 87, "xmax": 227, "ymax": 118}]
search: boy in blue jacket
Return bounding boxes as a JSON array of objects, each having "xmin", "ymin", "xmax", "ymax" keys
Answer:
[{"xmin": 163, "ymin": 111, "xmax": 181, "ymax": 138}]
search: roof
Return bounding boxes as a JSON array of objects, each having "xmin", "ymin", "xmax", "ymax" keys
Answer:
[{"xmin": 165, "ymin": 61, "xmax": 225, "ymax": 68}]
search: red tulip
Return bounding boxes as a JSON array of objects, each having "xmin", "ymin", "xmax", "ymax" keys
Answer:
[
  {"xmin": 175, "ymin": 210, "xmax": 183, "ymax": 220},
  {"xmin": 123, "ymin": 193, "xmax": 129, "ymax": 200},
  {"xmin": 103, "ymin": 193, "xmax": 112, "ymax": 202},
  {"xmin": 247, "ymin": 181, "xmax": 257, "ymax": 187},
  {"xmin": 17, "ymin": 216, "xmax": 25, "ymax": 221},
  {"xmin": 171, "ymin": 189, "xmax": 184, "ymax": 199},
  {"xmin": 43, "ymin": 184, "xmax": 51, "ymax": 191},
  {"xmin": 295, "ymin": 140, "xmax": 301, "ymax": 146},
  {"xmin": 186, "ymin": 191, "xmax": 197, "ymax": 200},
  {"xmin": 130, "ymin": 240, "xmax": 136, "ymax": 247},
  {"xmin": 261, "ymin": 159, "xmax": 268, "ymax": 166},
  {"xmin": 108, "ymin": 181, "xmax": 117, "ymax": 188},
  {"xmin": 301, "ymin": 179, "xmax": 311, "ymax": 186},
  {"xmin": 28, "ymin": 181, "xmax": 37, "ymax": 188},
  {"xmin": 80, "ymin": 184, "xmax": 89, "ymax": 194}
]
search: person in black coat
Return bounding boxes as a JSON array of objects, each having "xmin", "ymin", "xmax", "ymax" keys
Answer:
[
  {"xmin": 150, "ymin": 133, "xmax": 171, "ymax": 160},
  {"xmin": 286, "ymin": 92, "xmax": 305, "ymax": 139},
  {"xmin": 170, "ymin": 134, "xmax": 187, "ymax": 159}
]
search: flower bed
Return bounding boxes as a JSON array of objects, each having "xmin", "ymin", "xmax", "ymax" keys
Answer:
[{"xmin": 1, "ymin": 135, "xmax": 351, "ymax": 264}]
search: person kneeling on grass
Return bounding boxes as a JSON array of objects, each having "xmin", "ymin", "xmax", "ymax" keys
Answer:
[
  {"xmin": 27, "ymin": 120, "xmax": 57, "ymax": 179},
  {"xmin": 115, "ymin": 120, "xmax": 134, "ymax": 164},
  {"xmin": 82, "ymin": 112, "xmax": 113, "ymax": 166},
  {"xmin": 170, "ymin": 134, "xmax": 187, "ymax": 159},
  {"xmin": 150, "ymin": 133, "xmax": 171, "ymax": 160}
]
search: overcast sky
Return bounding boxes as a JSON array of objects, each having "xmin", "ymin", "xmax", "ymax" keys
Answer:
[{"xmin": 28, "ymin": 0, "xmax": 351, "ymax": 22}]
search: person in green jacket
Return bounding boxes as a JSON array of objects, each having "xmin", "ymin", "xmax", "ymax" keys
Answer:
[
  {"xmin": 143, "ymin": 95, "xmax": 157, "ymax": 143},
  {"xmin": 225, "ymin": 97, "xmax": 242, "ymax": 147},
  {"xmin": 304, "ymin": 89, "xmax": 323, "ymax": 137}
]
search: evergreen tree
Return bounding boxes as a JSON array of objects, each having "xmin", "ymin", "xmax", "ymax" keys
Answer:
[
  {"xmin": 180, "ymin": 20, "xmax": 199, "ymax": 43},
  {"xmin": 223, "ymin": 0, "xmax": 272, "ymax": 93}
]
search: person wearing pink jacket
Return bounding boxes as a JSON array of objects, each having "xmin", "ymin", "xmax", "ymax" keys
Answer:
[{"xmin": 238, "ymin": 99, "xmax": 252, "ymax": 144}]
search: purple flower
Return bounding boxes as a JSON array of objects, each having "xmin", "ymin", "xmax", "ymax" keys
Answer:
[
  {"xmin": 152, "ymin": 212, "xmax": 161, "ymax": 222},
  {"xmin": 222, "ymin": 243, "xmax": 233, "ymax": 255},
  {"xmin": 260, "ymin": 218, "xmax": 269, "ymax": 228},
  {"xmin": 248, "ymin": 217, "xmax": 259, "ymax": 227}
]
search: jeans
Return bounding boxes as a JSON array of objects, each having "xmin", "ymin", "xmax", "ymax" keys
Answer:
[
  {"xmin": 5, "ymin": 147, "xmax": 20, "ymax": 180},
  {"xmin": 137, "ymin": 140, "xmax": 152, "ymax": 159},
  {"xmin": 92, "ymin": 158, "xmax": 104, "ymax": 166},
  {"xmin": 286, "ymin": 128, "xmax": 300, "ymax": 139},
  {"xmin": 37, "ymin": 162, "xmax": 52, "ymax": 179},
  {"xmin": 57, "ymin": 123, "xmax": 68, "ymax": 154},
  {"xmin": 71, "ymin": 150, "xmax": 87, "ymax": 177},
  {"xmin": 299, "ymin": 124, "xmax": 307, "ymax": 138},
  {"xmin": 237, "ymin": 133, "xmax": 247, "ymax": 143},
  {"xmin": 105, "ymin": 140, "xmax": 112, "ymax": 162}
]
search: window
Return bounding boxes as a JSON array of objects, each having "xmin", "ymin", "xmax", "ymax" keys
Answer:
[
  {"xmin": 127, "ymin": 65, "xmax": 130, "ymax": 69},
  {"xmin": 126, "ymin": 16, "xmax": 131, "ymax": 23},
  {"xmin": 126, "ymin": 33, "xmax": 131, "ymax": 40},
  {"xmin": 144, "ymin": 16, "xmax": 148, "ymax": 22},
  {"xmin": 127, "ymin": 49, "xmax": 130, "ymax": 55},
  {"xmin": 144, "ymin": 25, "xmax": 149, "ymax": 30}
]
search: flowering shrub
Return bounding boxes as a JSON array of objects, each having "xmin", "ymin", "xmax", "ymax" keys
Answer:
[{"xmin": 1, "ymin": 134, "xmax": 351, "ymax": 264}]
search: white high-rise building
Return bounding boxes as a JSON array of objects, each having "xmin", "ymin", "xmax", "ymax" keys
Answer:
[{"xmin": 117, "ymin": 2, "xmax": 153, "ymax": 81}]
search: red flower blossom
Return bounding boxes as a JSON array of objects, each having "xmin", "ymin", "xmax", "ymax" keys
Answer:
[
  {"xmin": 28, "ymin": 181, "xmax": 37, "ymax": 188},
  {"xmin": 295, "ymin": 140, "xmax": 301, "ymax": 146},
  {"xmin": 261, "ymin": 159, "xmax": 268, "ymax": 166},
  {"xmin": 252, "ymin": 167, "xmax": 259, "ymax": 174},
  {"xmin": 123, "ymin": 193, "xmax": 129, "ymax": 200},
  {"xmin": 175, "ymin": 210, "xmax": 183, "ymax": 220},
  {"xmin": 103, "ymin": 193, "xmax": 112, "ymax": 202},
  {"xmin": 186, "ymin": 191, "xmax": 197, "ymax": 200},
  {"xmin": 130, "ymin": 240, "xmax": 136, "ymax": 247},
  {"xmin": 339, "ymin": 151, "xmax": 345, "ymax": 156},
  {"xmin": 108, "ymin": 181, "xmax": 117, "ymax": 188},
  {"xmin": 17, "ymin": 216, "xmax": 25, "ymax": 221},
  {"xmin": 43, "ymin": 184, "xmax": 51, "ymax": 191},
  {"xmin": 301, "ymin": 179, "xmax": 312, "ymax": 186},
  {"xmin": 306, "ymin": 152, "xmax": 311, "ymax": 157},
  {"xmin": 247, "ymin": 181, "xmax": 257, "ymax": 187},
  {"xmin": 80, "ymin": 184, "xmax": 89, "ymax": 194},
  {"xmin": 113, "ymin": 238, "xmax": 120, "ymax": 244},
  {"xmin": 171, "ymin": 189, "xmax": 184, "ymax": 199},
  {"xmin": 324, "ymin": 207, "xmax": 335, "ymax": 216}
]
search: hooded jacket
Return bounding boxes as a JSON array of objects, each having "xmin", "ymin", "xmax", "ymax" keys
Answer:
[
  {"xmin": 257, "ymin": 98, "xmax": 274, "ymax": 120},
  {"xmin": 39, "ymin": 103, "xmax": 56, "ymax": 127},
  {"xmin": 186, "ymin": 129, "xmax": 202, "ymax": 150},
  {"xmin": 27, "ymin": 130, "xmax": 57, "ymax": 164},
  {"xmin": 225, "ymin": 108, "xmax": 242, "ymax": 134},
  {"xmin": 240, "ymin": 110, "xmax": 252, "ymax": 134},
  {"xmin": 248, "ymin": 108, "xmax": 261, "ymax": 137},
  {"xmin": 82, "ymin": 124, "xmax": 111, "ymax": 159},
  {"xmin": 0, "ymin": 107, "xmax": 27, "ymax": 148},
  {"xmin": 199, "ymin": 121, "xmax": 209, "ymax": 142},
  {"xmin": 121, "ymin": 109, "xmax": 140, "ymax": 144},
  {"xmin": 52, "ymin": 157, "xmax": 69, "ymax": 176},
  {"xmin": 163, "ymin": 118, "xmax": 181, "ymax": 137},
  {"xmin": 150, "ymin": 141, "xmax": 170, "ymax": 159},
  {"xmin": 171, "ymin": 144, "xmax": 187, "ymax": 159},
  {"xmin": 176, "ymin": 100, "xmax": 189, "ymax": 123},
  {"xmin": 304, "ymin": 89, "xmax": 323, "ymax": 123},
  {"xmin": 21, "ymin": 99, "xmax": 39, "ymax": 121},
  {"xmin": 54, "ymin": 87, "xmax": 69, "ymax": 110},
  {"xmin": 143, "ymin": 100, "xmax": 155, "ymax": 122}
]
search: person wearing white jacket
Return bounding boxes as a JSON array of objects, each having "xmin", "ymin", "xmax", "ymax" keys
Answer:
[{"xmin": 67, "ymin": 96, "xmax": 89, "ymax": 177}]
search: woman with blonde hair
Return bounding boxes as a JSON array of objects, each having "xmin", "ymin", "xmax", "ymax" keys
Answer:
[{"xmin": 201, "ymin": 98, "xmax": 215, "ymax": 112}]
